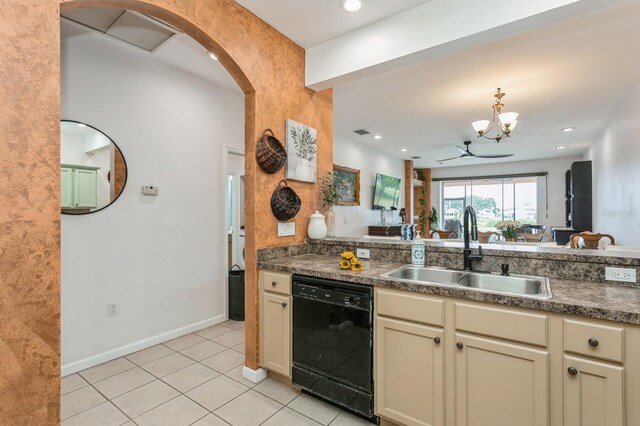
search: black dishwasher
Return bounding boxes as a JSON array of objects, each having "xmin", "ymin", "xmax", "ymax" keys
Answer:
[{"xmin": 292, "ymin": 274, "xmax": 378, "ymax": 423}]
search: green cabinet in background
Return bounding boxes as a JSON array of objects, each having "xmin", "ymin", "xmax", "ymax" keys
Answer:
[{"xmin": 61, "ymin": 164, "xmax": 99, "ymax": 210}]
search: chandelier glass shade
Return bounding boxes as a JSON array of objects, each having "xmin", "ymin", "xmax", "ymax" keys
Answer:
[{"xmin": 472, "ymin": 88, "xmax": 518, "ymax": 143}]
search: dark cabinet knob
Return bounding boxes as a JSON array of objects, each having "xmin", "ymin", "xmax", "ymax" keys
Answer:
[
  {"xmin": 281, "ymin": 302, "xmax": 287, "ymax": 308},
  {"xmin": 271, "ymin": 281, "xmax": 277, "ymax": 287},
  {"xmin": 588, "ymin": 338, "xmax": 599, "ymax": 347},
  {"xmin": 434, "ymin": 337, "xmax": 441, "ymax": 344},
  {"xmin": 568, "ymin": 367, "xmax": 578, "ymax": 376},
  {"xmin": 456, "ymin": 342, "xmax": 464, "ymax": 349}
]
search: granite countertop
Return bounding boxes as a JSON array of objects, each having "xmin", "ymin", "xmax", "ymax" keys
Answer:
[
  {"xmin": 258, "ymin": 254, "xmax": 640, "ymax": 325},
  {"xmin": 309, "ymin": 237, "xmax": 640, "ymax": 266}
]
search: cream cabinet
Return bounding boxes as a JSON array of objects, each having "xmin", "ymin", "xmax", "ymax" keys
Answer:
[
  {"xmin": 564, "ymin": 355, "xmax": 624, "ymax": 426},
  {"xmin": 373, "ymin": 287, "xmax": 639, "ymax": 426},
  {"xmin": 61, "ymin": 164, "xmax": 98, "ymax": 209},
  {"xmin": 259, "ymin": 270, "xmax": 292, "ymax": 378},
  {"xmin": 454, "ymin": 333, "xmax": 549, "ymax": 426},
  {"xmin": 375, "ymin": 316, "xmax": 444, "ymax": 426}
]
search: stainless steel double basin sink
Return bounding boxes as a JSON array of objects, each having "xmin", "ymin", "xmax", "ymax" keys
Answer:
[{"xmin": 381, "ymin": 266, "xmax": 552, "ymax": 299}]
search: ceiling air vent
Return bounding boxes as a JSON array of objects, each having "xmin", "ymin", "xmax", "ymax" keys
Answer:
[
  {"xmin": 62, "ymin": 9, "xmax": 177, "ymax": 52},
  {"xmin": 410, "ymin": 156, "xmax": 422, "ymax": 160},
  {"xmin": 353, "ymin": 129, "xmax": 370, "ymax": 135}
]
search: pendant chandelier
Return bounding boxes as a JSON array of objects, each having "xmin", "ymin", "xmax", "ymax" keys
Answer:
[{"xmin": 471, "ymin": 88, "xmax": 519, "ymax": 143}]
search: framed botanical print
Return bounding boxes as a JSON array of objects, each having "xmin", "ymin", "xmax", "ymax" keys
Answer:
[
  {"xmin": 333, "ymin": 165, "xmax": 360, "ymax": 206},
  {"xmin": 285, "ymin": 119, "xmax": 317, "ymax": 182}
]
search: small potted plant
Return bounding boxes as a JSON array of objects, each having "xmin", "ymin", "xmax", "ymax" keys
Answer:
[
  {"xmin": 319, "ymin": 171, "xmax": 340, "ymax": 237},
  {"xmin": 496, "ymin": 220, "xmax": 522, "ymax": 242},
  {"xmin": 429, "ymin": 207, "xmax": 439, "ymax": 231}
]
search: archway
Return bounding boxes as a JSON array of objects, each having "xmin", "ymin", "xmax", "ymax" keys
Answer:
[{"xmin": 1, "ymin": 1, "xmax": 332, "ymax": 422}]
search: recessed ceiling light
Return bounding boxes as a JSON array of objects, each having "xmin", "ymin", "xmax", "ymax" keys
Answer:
[
  {"xmin": 208, "ymin": 52, "xmax": 218, "ymax": 61},
  {"xmin": 77, "ymin": 123, "xmax": 86, "ymax": 127},
  {"xmin": 561, "ymin": 127, "xmax": 574, "ymax": 132},
  {"xmin": 373, "ymin": 135, "xmax": 382, "ymax": 140},
  {"xmin": 557, "ymin": 145, "xmax": 567, "ymax": 150},
  {"xmin": 340, "ymin": 0, "xmax": 362, "ymax": 12},
  {"xmin": 401, "ymin": 148, "xmax": 408, "ymax": 152}
]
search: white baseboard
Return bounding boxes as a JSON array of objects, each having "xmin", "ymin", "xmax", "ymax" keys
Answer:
[
  {"xmin": 242, "ymin": 366, "xmax": 268, "ymax": 383},
  {"xmin": 62, "ymin": 314, "xmax": 228, "ymax": 376}
]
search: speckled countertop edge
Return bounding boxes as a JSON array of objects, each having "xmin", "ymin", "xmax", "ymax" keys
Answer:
[
  {"xmin": 258, "ymin": 254, "xmax": 640, "ymax": 325},
  {"xmin": 308, "ymin": 237, "xmax": 640, "ymax": 265}
]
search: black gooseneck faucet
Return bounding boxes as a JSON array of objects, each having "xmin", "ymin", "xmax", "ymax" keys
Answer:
[{"xmin": 463, "ymin": 206, "xmax": 484, "ymax": 271}]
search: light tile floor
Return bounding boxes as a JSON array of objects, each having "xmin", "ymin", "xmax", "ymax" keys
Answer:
[{"xmin": 62, "ymin": 320, "xmax": 371, "ymax": 426}]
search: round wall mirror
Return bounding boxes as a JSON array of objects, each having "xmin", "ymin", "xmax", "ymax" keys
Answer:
[{"xmin": 61, "ymin": 120, "xmax": 128, "ymax": 215}]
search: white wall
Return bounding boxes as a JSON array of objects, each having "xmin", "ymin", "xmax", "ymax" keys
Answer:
[
  {"xmin": 430, "ymin": 156, "xmax": 581, "ymax": 231},
  {"xmin": 585, "ymin": 85, "xmax": 640, "ymax": 246},
  {"xmin": 332, "ymin": 136, "xmax": 405, "ymax": 237},
  {"xmin": 61, "ymin": 21, "xmax": 244, "ymax": 372}
]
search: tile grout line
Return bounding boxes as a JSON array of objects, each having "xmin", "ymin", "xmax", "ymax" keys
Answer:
[{"xmin": 65, "ymin": 323, "xmax": 246, "ymax": 424}]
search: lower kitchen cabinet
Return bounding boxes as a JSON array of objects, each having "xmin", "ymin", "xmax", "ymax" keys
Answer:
[
  {"xmin": 261, "ymin": 290, "xmax": 291, "ymax": 377},
  {"xmin": 259, "ymin": 270, "xmax": 292, "ymax": 378},
  {"xmin": 454, "ymin": 333, "xmax": 549, "ymax": 426},
  {"xmin": 564, "ymin": 355, "xmax": 624, "ymax": 426},
  {"xmin": 375, "ymin": 317, "xmax": 444, "ymax": 426}
]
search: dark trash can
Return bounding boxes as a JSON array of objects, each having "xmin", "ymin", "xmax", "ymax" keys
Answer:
[{"xmin": 228, "ymin": 265, "xmax": 245, "ymax": 321}]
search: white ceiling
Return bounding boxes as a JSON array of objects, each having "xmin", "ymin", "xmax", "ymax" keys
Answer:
[
  {"xmin": 234, "ymin": 0, "xmax": 430, "ymax": 48},
  {"xmin": 333, "ymin": 1, "xmax": 640, "ymax": 168}
]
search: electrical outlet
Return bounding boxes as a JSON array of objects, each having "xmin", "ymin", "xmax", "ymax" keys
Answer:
[
  {"xmin": 106, "ymin": 302, "xmax": 119, "ymax": 317},
  {"xmin": 605, "ymin": 267, "xmax": 637, "ymax": 283},
  {"xmin": 356, "ymin": 248, "xmax": 370, "ymax": 259},
  {"xmin": 278, "ymin": 222, "xmax": 295, "ymax": 237}
]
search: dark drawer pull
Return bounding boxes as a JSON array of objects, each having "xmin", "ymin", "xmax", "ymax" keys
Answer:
[
  {"xmin": 568, "ymin": 367, "xmax": 578, "ymax": 376},
  {"xmin": 434, "ymin": 337, "xmax": 441, "ymax": 344},
  {"xmin": 588, "ymin": 338, "xmax": 599, "ymax": 347},
  {"xmin": 271, "ymin": 281, "xmax": 277, "ymax": 287},
  {"xmin": 281, "ymin": 302, "xmax": 287, "ymax": 308},
  {"xmin": 456, "ymin": 342, "xmax": 464, "ymax": 349}
]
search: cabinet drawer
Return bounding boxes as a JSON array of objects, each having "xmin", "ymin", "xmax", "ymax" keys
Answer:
[
  {"xmin": 564, "ymin": 319, "xmax": 624, "ymax": 363},
  {"xmin": 376, "ymin": 288, "xmax": 444, "ymax": 327},
  {"xmin": 262, "ymin": 270, "xmax": 292, "ymax": 296},
  {"xmin": 455, "ymin": 302, "xmax": 548, "ymax": 347}
]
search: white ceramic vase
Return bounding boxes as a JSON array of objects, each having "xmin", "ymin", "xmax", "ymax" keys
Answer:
[
  {"xmin": 308, "ymin": 211, "xmax": 327, "ymax": 239},
  {"xmin": 296, "ymin": 158, "xmax": 314, "ymax": 181}
]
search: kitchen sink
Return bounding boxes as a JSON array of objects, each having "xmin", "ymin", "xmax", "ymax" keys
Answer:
[
  {"xmin": 381, "ymin": 266, "xmax": 552, "ymax": 299},
  {"xmin": 382, "ymin": 266, "xmax": 467, "ymax": 284},
  {"xmin": 456, "ymin": 273, "xmax": 552, "ymax": 299}
]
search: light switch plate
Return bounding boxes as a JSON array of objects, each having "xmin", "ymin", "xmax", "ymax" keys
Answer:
[
  {"xmin": 605, "ymin": 267, "xmax": 636, "ymax": 283},
  {"xmin": 278, "ymin": 222, "xmax": 295, "ymax": 237},
  {"xmin": 356, "ymin": 248, "xmax": 371, "ymax": 259},
  {"xmin": 142, "ymin": 186, "xmax": 159, "ymax": 196}
]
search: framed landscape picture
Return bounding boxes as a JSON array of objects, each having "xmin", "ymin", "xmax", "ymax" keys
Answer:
[
  {"xmin": 285, "ymin": 119, "xmax": 317, "ymax": 182},
  {"xmin": 333, "ymin": 165, "xmax": 360, "ymax": 206}
]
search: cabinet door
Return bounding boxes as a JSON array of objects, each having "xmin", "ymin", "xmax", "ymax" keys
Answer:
[
  {"xmin": 73, "ymin": 168, "xmax": 97, "ymax": 208},
  {"xmin": 261, "ymin": 291, "xmax": 291, "ymax": 377},
  {"xmin": 455, "ymin": 333, "xmax": 549, "ymax": 426},
  {"xmin": 61, "ymin": 167, "xmax": 74, "ymax": 208},
  {"xmin": 375, "ymin": 316, "xmax": 444, "ymax": 426},
  {"xmin": 564, "ymin": 355, "xmax": 624, "ymax": 426}
]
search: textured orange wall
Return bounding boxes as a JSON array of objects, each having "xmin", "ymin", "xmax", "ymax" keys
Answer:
[
  {"xmin": 0, "ymin": 1, "xmax": 61, "ymax": 424},
  {"xmin": 0, "ymin": 0, "xmax": 332, "ymax": 422}
]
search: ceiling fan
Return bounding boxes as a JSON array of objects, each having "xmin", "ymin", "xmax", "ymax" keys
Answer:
[{"xmin": 436, "ymin": 140, "xmax": 514, "ymax": 163}]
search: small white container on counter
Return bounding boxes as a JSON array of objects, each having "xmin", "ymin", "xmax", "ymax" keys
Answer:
[
  {"xmin": 411, "ymin": 231, "xmax": 426, "ymax": 267},
  {"xmin": 308, "ymin": 211, "xmax": 328, "ymax": 240}
]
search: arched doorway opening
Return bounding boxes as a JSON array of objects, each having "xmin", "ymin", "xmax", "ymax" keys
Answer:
[{"xmin": 59, "ymin": 0, "xmax": 261, "ymax": 372}]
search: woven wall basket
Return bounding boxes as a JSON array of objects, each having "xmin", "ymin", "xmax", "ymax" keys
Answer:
[
  {"xmin": 270, "ymin": 180, "xmax": 301, "ymax": 221},
  {"xmin": 256, "ymin": 129, "xmax": 287, "ymax": 174}
]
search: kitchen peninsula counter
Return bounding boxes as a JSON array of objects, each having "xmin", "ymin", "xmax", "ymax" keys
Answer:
[{"xmin": 258, "ymin": 253, "xmax": 640, "ymax": 325}]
